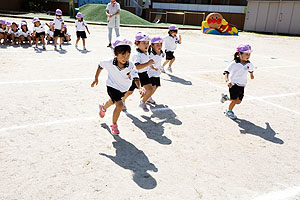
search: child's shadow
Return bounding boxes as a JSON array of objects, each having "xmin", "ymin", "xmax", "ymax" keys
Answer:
[
  {"xmin": 77, "ymin": 48, "xmax": 91, "ymax": 54},
  {"xmin": 56, "ymin": 49, "xmax": 67, "ymax": 54},
  {"xmin": 0, "ymin": 44, "xmax": 8, "ymax": 49},
  {"xmin": 100, "ymin": 123, "xmax": 158, "ymax": 190},
  {"xmin": 149, "ymin": 104, "xmax": 182, "ymax": 126},
  {"xmin": 163, "ymin": 73, "xmax": 192, "ymax": 85},
  {"xmin": 233, "ymin": 119, "xmax": 284, "ymax": 144}
]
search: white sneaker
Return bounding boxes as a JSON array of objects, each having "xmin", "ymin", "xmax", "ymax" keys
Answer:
[
  {"xmin": 160, "ymin": 66, "xmax": 165, "ymax": 73},
  {"xmin": 139, "ymin": 101, "xmax": 149, "ymax": 112},
  {"xmin": 221, "ymin": 93, "xmax": 229, "ymax": 103},
  {"xmin": 225, "ymin": 110, "xmax": 237, "ymax": 120},
  {"xmin": 167, "ymin": 66, "xmax": 173, "ymax": 73},
  {"xmin": 83, "ymin": 46, "xmax": 87, "ymax": 50}
]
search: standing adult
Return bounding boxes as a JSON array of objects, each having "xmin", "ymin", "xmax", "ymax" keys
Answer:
[{"xmin": 106, "ymin": 0, "xmax": 121, "ymax": 47}]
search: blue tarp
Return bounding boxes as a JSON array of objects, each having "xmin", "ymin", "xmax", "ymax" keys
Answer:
[{"xmin": 78, "ymin": 0, "xmax": 110, "ymax": 7}]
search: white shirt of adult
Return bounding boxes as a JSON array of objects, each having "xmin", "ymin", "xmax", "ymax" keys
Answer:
[
  {"xmin": 99, "ymin": 58, "xmax": 139, "ymax": 93},
  {"xmin": 164, "ymin": 35, "xmax": 180, "ymax": 52},
  {"xmin": 106, "ymin": 2, "xmax": 120, "ymax": 28},
  {"xmin": 224, "ymin": 61, "xmax": 255, "ymax": 87}
]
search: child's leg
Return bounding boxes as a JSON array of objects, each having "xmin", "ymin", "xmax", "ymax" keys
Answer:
[
  {"xmin": 11, "ymin": 35, "xmax": 15, "ymax": 43},
  {"xmin": 112, "ymin": 100, "xmax": 124, "ymax": 124},
  {"xmin": 169, "ymin": 57, "xmax": 176, "ymax": 67},
  {"xmin": 54, "ymin": 36, "xmax": 58, "ymax": 45},
  {"xmin": 103, "ymin": 99, "xmax": 114, "ymax": 111},
  {"xmin": 27, "ymin": 36, "xmax": 32, "ymax": 44},
  {"xmin": 41, "ymin": 36, "xmax": 45, "ymax": 45},
  {"xmin": 35, "ymin": 37, "xmax": 39, "ymax": 46},
  {"xmin": 59, "ymin": 36, "xmax": 63, "ymax": 45},
  {"xmin": 150, "ymin": 86, "xmax": 158, "ymax": 97},
  {"xmin": 163, "ymin": 59, "xmax": 170, "ymax": 67},
  {"xmin": 122, "ymin": 90, "xmax": 134, "ymax": 101},
  {"xmin": 82, "ymin": 38, "xmax": 85, "ymax": 47},
  {"xmin": 228, "ymin": 99, "xmax": 242, "ymax": 111},
  {"xmin": 141, "ymin": 84, "xmax": 153, "ymax": 103},
  {"xmin": 76, "ymin": 37, "xmax": 80, "ymax": 45}
]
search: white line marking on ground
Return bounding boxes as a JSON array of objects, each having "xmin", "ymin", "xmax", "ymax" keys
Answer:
[
  {"xmin": 253, "ymin": 186, "xmax": 300, "ymax": 200},
  {"xmin": 0, "ymin": 78, "xmax": 92, "ymax": 85}
]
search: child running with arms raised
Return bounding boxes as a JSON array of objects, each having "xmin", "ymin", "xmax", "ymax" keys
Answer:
[
  {"xmin": 221, "ymin": 44, "xmax": 255, "ymax": 119},
  {"xmin": 91, "ymin": 37, "xmax": 143, "ymax": 135}
]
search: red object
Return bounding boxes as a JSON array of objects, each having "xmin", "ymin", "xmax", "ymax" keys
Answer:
[{"xmin": 111, "ymin": 0, "xmax": 116, "ymax": 7}]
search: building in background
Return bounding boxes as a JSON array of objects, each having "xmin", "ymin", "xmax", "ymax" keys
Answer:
[{"xmin": 244, "ymin": 0, "xmax": 300, "ymax": 35}]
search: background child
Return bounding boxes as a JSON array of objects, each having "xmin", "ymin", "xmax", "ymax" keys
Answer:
[
  {"xmin": 75, "ymin": 12, "xmax": 90, "ymax": 50},
  {"xmin": 46, "ymin": 21, "xmax": 54, "ymax": 44},
  {"xmin": 8, "ymin": 22, "xmax": 20, "ymax": 45},
  {"xmin": 19, "ymin": 22, "xmax": 32, "ymax": 45},
  {"xmin": 53, "ymin": 9, "xmax": 64, "ymax": 50},
  {"xmin": 32, "ymin": 17, "xmax": 46, "ymax": 50},
  {"xmin": 122, "ymin": 32, "xmax": 154, "ymax": 112},
  {"xmin": 0, "ymin": 20, "xmax": 6, "ymax": 44},
  {"xmin": 147, "ymin": 36, "xmax": 165, "ymax": 104},
  {"xmin": 221, "ymin": 44, "xmax": 255, "ymax": 119},
  {"xmin": 162, "ymin": 25, "xmax": 182, "ymax": 73},
  {"xmin": 63, "ymin": 24, "xmax": 71, "ymax": 44},
  {"xmin": 91, "ymin": 37, "xmax": 142, "ymax": 135}
]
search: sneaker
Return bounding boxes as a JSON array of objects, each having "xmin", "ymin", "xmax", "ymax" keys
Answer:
[
  {"xmin": 110, "ymin": 124, "xmax": 120, "ymax": 135},
  {"xmin": 167, "ymin": 66, "xmax": 173, "ymax": 73},
  {"xmin": 147, "ymin": 96, "xmax": 156, "ymax": 104},
  {"xmin": 83, "ymin": 46, "xmax": 87, "ymax": 51},
  {"xmin": 160, "ymin": 66, "xmax": 165, "ymax": 73},
  {"xmin": 107, "ymin": 43, "xmax": 112, "ymax": 48},
  {"xmin": 99, "ymin": 104, "xmax": 106, "ymax": 118},
  {"xmin": 221, "ymin": 93, "xmax": 229, "ymax": 103},
  {"xmin": 122, "ymin": 101, "xmax": 127, "ymax": 111},
  {"xmin": 225, "ymin": 110, "xmax": 237, "ymax": 120},
  {"xmin": 139, "ymin": 101, "xmax": 149, "ymax": 112}
]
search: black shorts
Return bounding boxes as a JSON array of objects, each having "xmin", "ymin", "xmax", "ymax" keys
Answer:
[
  {"xmin": 229, "ymin": 84, "xmax": 245, "ymax": 100},
  {"xmin": 107, "ymin": 86, "xmax": 126, "ymax": 103},
  {"xmin": 138, "ymin": 71, "xmax": 151, "ymax": 87},
  {"xmin": 150, "ymin": 77, "xmax": 161, "ymax": 87},
  {"xmin": 36, "ymin": 32, "xmax": 45, "ymax": 38},
  {"xmin": 166, "ymin": 51, "xmax": 175, "ymax": 60},
  {"xmin": 54, "ymin": 29, "xmax": 64, "ymax": 37},
  {"xmin": 76, "ymin": 31, "xmax": 87, "ymax": 39}
]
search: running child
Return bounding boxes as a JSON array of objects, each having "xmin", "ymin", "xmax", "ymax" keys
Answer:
[
  {"xmin": 75, "ymin": 12, "xmax": 90, "ymax": 50},
  {"xmin": 221, "ymin": 44, "xmax": 255, "ymax": 120},
  {"xmin": 19, "ymin": 21, "xmax": 32, "ymax": 45},
  {"xmin": 162, "ymin": 25, "xmax": 182, "ymax": 73},
  {"xmin": 32, "ymin": 17, "xmax": 46, "ymax": 50},
  {"xmin": 8, "ymin": 22, "xmax": 20, "ymax": 45},
  {"xmin": 122, "ymin": 32, "xmax": 154, "ymax": 112},
  {"xmin": 91, "ymin": 37, "xmax": 142, "ymax": 135},
  {"xmin": 147, "ymin": 36, "xmax": 165, "ymax": 104},
  {"xmin": 46, "ymin": 21, "xmax": 54, "ymax": 44},
  {"xmin": 53, "ymin": 9, "xmax": 64, "ymax": 50}
]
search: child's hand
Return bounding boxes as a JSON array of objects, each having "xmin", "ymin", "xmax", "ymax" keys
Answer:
[
  {"xmin": 91, "ymin": 79, "xmax": 98, "ymax": 87},
  {"xmin": 179, "ymin": 35, "xmax": 182, "ymax": 39},
  {"xmin": 227, "ymin": 81, "xmax": 233, "ymax": 88},
  {"xmin": 148, "ymin": 59, "xmax": 155, "ymax": 65},
  {"xmin": 139, "ymin": 88, "xmax": 145, "ymax": 98}
]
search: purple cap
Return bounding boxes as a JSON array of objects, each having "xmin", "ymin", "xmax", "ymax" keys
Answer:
[
  {"xmin": 6, "ymin": 21, "xmax": 12, "ymax": 26},
  {"xmin": 151, "ymin": 36, "xmax": 163, "ymax": 44},
  {"xmin": 237, "ymin": 44, "xmax": 252, "ymax": 53},
  {"xmin": 0, "ymin": 20, "xmax": 5, "ymax": 25},
  {"xmin": 32, "ymin": 17, "xmax": 40, "ymax": 23},
  {"xmin": 113, "ymin": 36, "xmax": 133, "ymax": 48},
  {"xmin": 56, "ymin": 9, "xmax": 62, "ymax": 15},
  {"xmin": 21, "ymin": 22, "xmax": 27, "ymax": 26},
  {"xmin": 135, "ymin": 32, "xmax": 151, "ymax": 42},
  {"xmin": 12, "ymin": 22, "xmax": 19, "ymax": 27},
  {"xmin": 64, "ymin": 24, "xmax": 67, "ymax": 28},
  {"xmin": 49, "ymin": 21, "xmax": 54, "ymax": 25},
  {"xmin": 76, "ymin": 12, "xmax": 83, "ymax": 18},
  {"xmin": 169, "ymin": 25, "xmax": 178, "ymax": 31}
]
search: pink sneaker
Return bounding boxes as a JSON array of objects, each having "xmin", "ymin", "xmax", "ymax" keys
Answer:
[
  {"xmin": 99, "ymin": 104, "xmax": 106, "ymax": 118},
  {"xmin": 110, "ymin": 124, "xmax": 120, "ymax": 135},
  {"xmin": 146, "ymin": 96, "xmax": 156, "ymax": 104}
]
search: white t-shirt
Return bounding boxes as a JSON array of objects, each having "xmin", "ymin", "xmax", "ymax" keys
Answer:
[
  {"xmin": 33, "ymin": 23, "xmax": 45, "ymax": 33},
  {"xmin": 54, "ymin": 17, "xmax": 64, "ymax": 30},
  {"xmin": 224, "ymin": 61, "xmax": 255, "ymax": 87},
  {"xmin": 148, "ymin": 50, "xmax": 164, "ymax": 78},
  {"xmin": 20, "ymin": 30, "xmax": 32, "ymax": 37},
  {"xmin": 8, "ymin": 29, "xmax": 20, "ymax": 37},
  {"xmin": 99, "ymin": 58, "xmax": 139, "ymax": 92},
  {"xmin": 164, "ymin": 35, "xmax": 180, "ymax": 52},
  {"xmin": 47, "ymin": 29, "xmax": 54, "ymax": 38},
  {"xmin": 75, "ymin": 20, "xmax": 87, "ymax": 31},
  {"xmin": 106, "ymin": 2, "xmax": 120, "ymax": 28},
  {"xmin": 132, "ymin": 49, "xmax": 151, "ymax": 73}
]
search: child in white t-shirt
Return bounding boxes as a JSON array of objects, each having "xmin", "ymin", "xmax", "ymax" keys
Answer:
[
  {"xmin": 32, "ymin": 17, "xmax": 46, "ymax": 50},
  {"xmin": 75, "ymin": 12, "xmax": 90, "ymax": 50},
  {"xmin": 19, "ymin": 21, "xmax": 32, "ymax": 45},
  {"xmin": 221, "ymin": 44, "xmax": 255, "ymax": 119},
  {"xmin": 91, "ymin": 37, "xmax": 142, "ymax": 135},
  {"xmin": 0, "ymin": 20, "xmax": 7, "ymax": 44},
  {"xmin": 63, "ymin": 24, "xmax": 71, "ymax": 43},
  {"xmin": 8, "ymin": 22, "xmax": 20, "ymax": 45},
  {"xmin": 53, "ymin": 9, "xmax": 64, "ymax": 50},
  {"xmin": 46, "ymin": 21, "xmax": 54, "ymax": 44},
  {"xmin": 162, "ymin": 25, "xmax": 182, "ymax": 73}
]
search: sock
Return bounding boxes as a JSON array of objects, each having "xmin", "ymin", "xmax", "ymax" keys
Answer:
[{"xmin": 228, "ymin": 109, "xmax": 232, "ymax": 112}]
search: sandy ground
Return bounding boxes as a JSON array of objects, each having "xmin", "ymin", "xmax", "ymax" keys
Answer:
[{"xmin": 1, "ymin": 17, "xmax": 300, "ymax": 200}]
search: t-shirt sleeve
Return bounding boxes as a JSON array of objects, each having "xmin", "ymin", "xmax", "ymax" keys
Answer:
[
  {"xmin": 129, "ymin": 63, "xmax": 139, "ymax": 80},
  {"xmin": 248, "ymin": 63, "xmax": 255, "ymax": 72},
  {"xmin": 99, "ymin": 60, "xmax": 107, "ymax": 69},
  {"xmin": 132, "ymin": 55, "xmax": 141, "ymax": 65},
  {"xmin": 117, "ymin": 3, "xmax": 121, "ymax": 10},
  {"xmin": 224, "ymin": 63, "xmax": 233, "ymax": 74}
]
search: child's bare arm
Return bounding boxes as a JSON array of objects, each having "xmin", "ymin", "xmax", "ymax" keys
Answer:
[
  {"xmin": 250, "ymin": 72, "xmax": 254, "ymax": 79},
  {"xmin": 91, "ymin": 66, "xmax": 103, "ymax": 87},
  {"xmin": 45, "ymin": 23, "xmax": 50, "ymax": 28},
  {"xmin": 178, "ymin": 35, "xmax": 182, "ymax": 44},
  {"xmin": 135, "ymin": 59, "xmax": 155, "ymax": 70},
  {"xmin": 224, "ymin": 73, "xmax": 232, "ymax": 88},
  {"xmin": 86, "ymin": 26, "xmax": 90, "ymax": 34}
]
